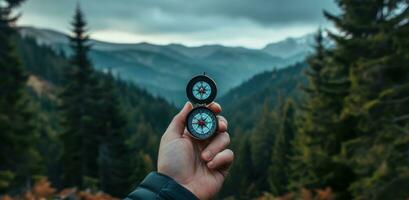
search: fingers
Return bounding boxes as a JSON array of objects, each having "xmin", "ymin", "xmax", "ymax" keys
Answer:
[
  {"xmin": 207, "ymin": 102, "xmax": 222, "ymax": 115},
  {"xmin": 163, "ymin": 102, "xmax": 193, "ymax": 141},
  {"xmin": 207, "ymin": 149, "xmax": 234, "ymax": 175},
  {"xmin": 201, "ymin": 132, "xmax": 230, "ymax": 161},
  {"xmin": 217, "ymin": 115, "xmax": 228, "ymax": 133}
]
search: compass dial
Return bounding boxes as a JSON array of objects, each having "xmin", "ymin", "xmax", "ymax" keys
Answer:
[
  {"xmin": 186, "ymin": 75, "xmax": 217, "ymax": 104},
  {"xmin": 186, "ymin": 107, "xmax": 218, "ymax": 140},
  {"xmin": 192, "ymin": 81, "xmax": 212, "ymax": 100}
]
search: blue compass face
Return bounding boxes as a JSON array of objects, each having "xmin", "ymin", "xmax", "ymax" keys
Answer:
[
  {"xmin": 187, "ymin": 107, "xmax": 217, "ymax": 140},
  {"xmin": 192, "ymin": 81, "xmax": 212, "ymax": 100},
  {"xmin": 186, "ymin": 75, "xmax": 217, "ymax": 104}
]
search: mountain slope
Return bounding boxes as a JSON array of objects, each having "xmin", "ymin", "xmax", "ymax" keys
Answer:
[
  {"xmin": 19, "ymin": 26, "xmax": 313, "ymax": 105},
  {"xmin": 16, "ymin": 36, "xmax": 177, "ymax": 136},
  {"xmin": 220, "ymin": 62, "xmax": 307, "ymax": 132}
]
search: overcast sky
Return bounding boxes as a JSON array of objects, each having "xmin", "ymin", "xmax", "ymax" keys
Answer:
[{"xmin": 17, "ymin": 0, "xmax": 339, "ymax": 48}]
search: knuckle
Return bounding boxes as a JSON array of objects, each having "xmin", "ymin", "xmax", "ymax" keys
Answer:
[
  {"xmin": 221, "ymin": 132, "xmax": 230, "ymax": 146},
  {"xmin": 218, "ymin": 116, "xmax": 228, "ymax": 126},
  {"xmin": 227, "ymin": 149, "xmax": 234, "ymax": 158}
]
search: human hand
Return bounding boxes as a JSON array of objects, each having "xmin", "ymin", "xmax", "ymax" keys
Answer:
[{"xmin": 158, "ymin": 102, "xmax": 233, "ymax": 200}]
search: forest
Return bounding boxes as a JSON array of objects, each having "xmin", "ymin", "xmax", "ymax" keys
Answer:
[{"xmin": 1, "ymin": 0, "xmax": 409, "ymax": 200}]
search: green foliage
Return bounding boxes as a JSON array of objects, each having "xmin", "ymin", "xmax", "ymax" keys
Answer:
[
  {"xmin": 0, "ymin": 1, "xmax": 42, "ymax": 192},
  {"xmin": 269, "ymin": 100, "xmax": 296, "ymax": 196},
  {"xmin": 16, "ymin": 36, "xmax": 70, "ymax": 84},
  {"xmin": 97, "ymin": 72, "xmax": 134, "ymax": 197},
  {"xmin": 290, "ymin": 29, "xmax": 355, "ymax": 199},
  {"xmin": 0, "ymin": 171, "xmax": 15, "ymax": 191},
  {"xmin": 59, "ymin": 5, "xmax": 101, "ymax": 188},
  {"xmin": 220, "ymin": 62, "xmax": 307, "ymax": 133},
  {"xmin": 249, "ymin": 102, "xmax": 278, "ymax": 193},
  {"xmin": 324, "ymin": 0, "xmax": 409, "ymax": 199}
]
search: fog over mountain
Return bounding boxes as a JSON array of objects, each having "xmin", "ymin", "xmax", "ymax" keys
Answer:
[{"xmin": 19, "ymin": 26, "xmax": 325, "ymax": 105}]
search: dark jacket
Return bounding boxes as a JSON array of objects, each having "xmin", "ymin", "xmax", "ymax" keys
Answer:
[{"xmin": 124, "ymin": 172, "xmax": 199, "ymax": 200}]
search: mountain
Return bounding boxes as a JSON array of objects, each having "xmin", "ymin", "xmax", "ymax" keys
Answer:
[
  {"xmin": 19, "ymin": 26, "xmax": 314, "ymax": 105},
  {"xmin": 262, "ymin": 33, "xmax": 332, "ymax": 62},
  {"xmin": 262, "ymin": 33, "xmax": 315, "ymax": 58},
  {"xmin": 219, "ymin": 62, "xmax": 307, "ymax": 132}
]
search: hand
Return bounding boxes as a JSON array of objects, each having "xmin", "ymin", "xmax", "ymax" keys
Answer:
[{"xmin": 158, "ymin": 102, "xmax": 234, "ymax": 200}]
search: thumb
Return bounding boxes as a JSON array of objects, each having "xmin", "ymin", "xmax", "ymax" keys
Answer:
[{"xmin": 163, "ymin": 102, "xmax": 193, "ymax": 141}]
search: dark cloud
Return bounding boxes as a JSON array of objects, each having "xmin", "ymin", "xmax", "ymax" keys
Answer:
[
  {"xmin": 18, "ymin": 0, "xmax": 338, "ymax": 47},
  {"xmin": 20, "ymin": 0, "xmax": 337, "ymax": 31}
]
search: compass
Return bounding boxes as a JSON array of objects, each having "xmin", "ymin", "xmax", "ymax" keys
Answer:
[
  {"xmin": 186, "ymin": 74, "xmax": 217, "ymax": 105},
  {"xmin": 186, "ymin": 74, "xmax": 218, "ymax": 140},
  {"xmin": 186, "ymin": 107, "xmax": 218, "ymax": 140}
]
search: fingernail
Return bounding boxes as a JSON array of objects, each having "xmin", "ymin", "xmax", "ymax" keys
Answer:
[{"xmin": 203, "ymin": 150, "xmax": 212, "ymax": 161}]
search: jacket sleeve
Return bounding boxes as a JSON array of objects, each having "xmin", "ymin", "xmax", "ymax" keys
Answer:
[{"xmin": 124, "ymin": 172, "xmax": 199, "ymax": 200}]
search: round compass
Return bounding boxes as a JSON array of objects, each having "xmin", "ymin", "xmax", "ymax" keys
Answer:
[
  {"xmin": 186, "ymin": 107, "xmax": 218, "ymax": 140},
  {"xmin": 186, "ymin": 75, "xmax": 217, "ymax": 104}
]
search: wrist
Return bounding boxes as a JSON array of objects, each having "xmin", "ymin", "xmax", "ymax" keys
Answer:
[
  {"xmin": 156, "ymin": 171, "xmax": 200, "ymax": 199},
  {"xmin": 180, "ymin": 182, "xmax": 201, "ymax": 200}
]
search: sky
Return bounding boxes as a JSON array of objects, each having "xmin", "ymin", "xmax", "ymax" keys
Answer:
[{"xmin": 17, "ymin": 0, "xmax": 339, "ymax": 48}]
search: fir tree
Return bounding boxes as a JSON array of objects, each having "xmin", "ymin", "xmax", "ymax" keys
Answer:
[
  {"xmin": 249, "ymin": 102, "xmax": 278, "ymax": 194},
  {"xmin": 98, "ymin": 73, "xmax": 133, "ymax": 197},
  {"xmin": 269, "ymin": 100, "xmax": 296, "ymax": 196},
  {"xmin": 290, "ymin": 29, "xmax": 354, "ymax": 198},
  {"xmin": 325, "ymin": 1, "xmax": 409, "ymax": 199},
  {"xmin": 0, "ymin": 0, "xmax": 40, "ymax": 191},
  {"xmin": 60, "ymin": 5, "xmax": 100, "ymax": 188}
]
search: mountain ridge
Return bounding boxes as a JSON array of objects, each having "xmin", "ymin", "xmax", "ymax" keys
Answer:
[{"xmin": 19, "ymin": 26, "xmax": 317, "ymax": 105}]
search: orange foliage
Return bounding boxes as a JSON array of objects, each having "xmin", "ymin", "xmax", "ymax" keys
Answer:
[
  {"xmin": 32, "ymin": 178, "xmax": 55, "ymax": 199},
  {"xmin": 78, "ymin": 191, "xmax": 119, "ymax": 200},
  {"xmin": 300, "ymin": 188, "xmax": 313, "ymax": 200},
  {"xmin": 0, "ymin": 195, "xmax": 13, "ymax": 200},
  {"xmin": 257, "ymin": 187, "xmax": 335, "ymax": 200},
  {"xmin": 315, "ymin": 187, "xmax": 334, "ymax": 200},
  {"xmin": 23, "ymin": 191, "xmax": 34, "ymax": 200},
  {"xmin": 2, "ymin": 178, "xmax": 118, "ymax": 200}
]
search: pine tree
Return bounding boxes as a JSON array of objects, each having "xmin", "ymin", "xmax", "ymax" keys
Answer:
[
  {"xmin": 325, "ymin": 1, "xmax": 409, "ymax": 199},
  {"xmin": 0, "ymin": 0, "xmax": 40, "ymax": 191},
  {"xmin": 221, "ymin": 131, "xmax": 255, "ymax": 199},
  {"xmin": 269, "ymin": 100, "xmax": 296, "ymax": 196},
  {"xmin": 249, "ymin": 102, "xmax": 278, "ymax": 194},
  {"xmin": 60, "ymin": 5, "xmax": 101, "ymax": 188},
  {"xmin": 98, "ymin": 73, "xmax": 133, "ymax": 197},
  {"xmin": 290, "ymin": 29, "xmax": 354, "ymax": 198}
]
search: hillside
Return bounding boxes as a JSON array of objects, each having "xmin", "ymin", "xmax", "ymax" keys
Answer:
[
  {"xmin": 220, "ymin": 62, "xmax": 307, "ymax": 132},
  {"xmin": 19, "ymin": 26, "xmax": 316, "ymax": 105}
]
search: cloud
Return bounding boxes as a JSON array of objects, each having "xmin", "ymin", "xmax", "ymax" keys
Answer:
[{"xmin": 17, "ymin": 0, "xmax": 338, "ymax": 48}]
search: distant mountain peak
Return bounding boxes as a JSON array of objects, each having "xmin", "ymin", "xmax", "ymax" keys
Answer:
[{"xmin": 262, "ymin": 34, "xmax": 318, "ymax": 59}]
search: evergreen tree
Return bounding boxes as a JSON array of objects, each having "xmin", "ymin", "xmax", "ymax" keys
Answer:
[
  {"xmin": 98, "ymin": 73, "xmax": 133, "ymax": 197},
  {"xmin": 221, "ymin": 130, "xmax": 254, "ymax": 199},
  {"xmin": 0, "ymin": 0, "xmax": 41, "ymax": 191},
  {"xmin": 249, "ymin": 102, "xmax": 278, "ymax": 194},
  {"xmin": 290, "ymin": 29, "xmax": 354, "ymax": 198},
  {"xmin": 325, "ymin": 1, "xmax": 409, "ymax": 199},
  {"xmin": 60, "ymin": 5, "xmax": 101, "ymax": 188},
  {"xmin": 269, "ymin": 100, "xmax": 296, "ymax": 196}
]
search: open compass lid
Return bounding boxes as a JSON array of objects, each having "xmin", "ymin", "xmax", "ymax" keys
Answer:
[{"xmin": 186, "ymin": 74, "xmax": 217, "ymax": 104}]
